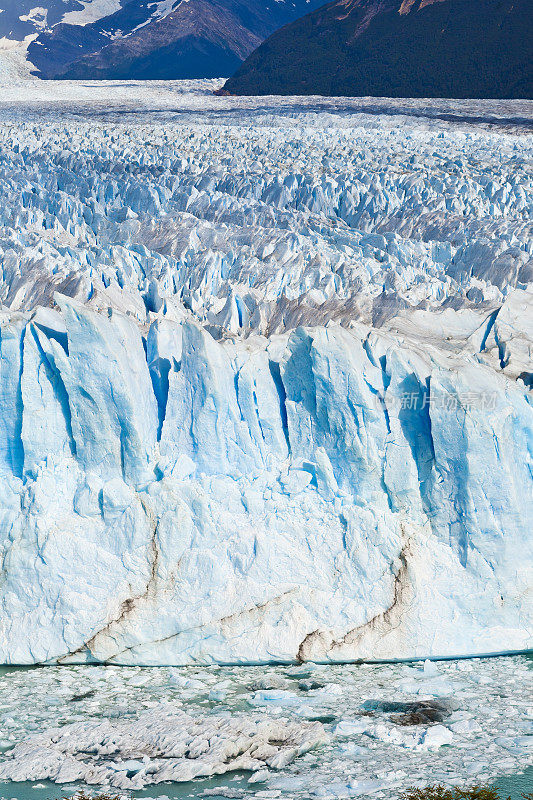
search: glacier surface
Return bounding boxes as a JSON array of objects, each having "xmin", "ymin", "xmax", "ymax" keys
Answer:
[{"xmin": 0, "ymin": 83, "xmax": 531, "ymax": 665}]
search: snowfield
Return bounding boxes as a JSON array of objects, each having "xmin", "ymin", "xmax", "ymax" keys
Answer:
[{"xmin": 0, "ymin": 82, "xmax": 531, "ymax": 666}]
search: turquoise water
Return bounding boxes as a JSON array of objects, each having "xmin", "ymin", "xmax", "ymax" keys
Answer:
[
  {"xmin": 0, "ymin": 768, "xmax": 530, "ymax": 800},
  {"xmin": 493, "ymin": 767, "xmax": 533, "ymax": 797},
  {"xmin": 0, "ymin": 777, "xmax": 249, "ymax": 800}
]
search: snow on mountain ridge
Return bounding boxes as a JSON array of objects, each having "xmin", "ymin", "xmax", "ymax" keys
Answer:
[
  {"xmin": 0, "ymin": 0, "xmax": 88, "ymax": 38},
  {"xmin": 128, "ymin": 0, "xmax": 185, "ymax": 36}
]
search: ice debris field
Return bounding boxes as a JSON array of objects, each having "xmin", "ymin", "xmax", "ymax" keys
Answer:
[
  {"xmin": 0, "ymin": 657, "xmax": 531, "ymax": 798},
  {"xmin": 0, "ymin": 82, "xmax": 532, "ymax": 667}
]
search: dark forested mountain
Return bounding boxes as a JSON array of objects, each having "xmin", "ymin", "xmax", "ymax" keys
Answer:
[
  {"xmin": 223, "ymin": 0, "xmax": 533, "ymax": 98},
  {"xmin": 0, "ymin": 0, "xmax": 324, "ymax": 79}
]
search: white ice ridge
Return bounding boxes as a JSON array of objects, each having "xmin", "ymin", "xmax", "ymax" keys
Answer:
[
  {"xmin": 0, "ymin": 704, "xmax": 327, "ymax": 787},
  {"xmin": 0, "ymin": 96, "xmax": 531, "ymax": 665}
]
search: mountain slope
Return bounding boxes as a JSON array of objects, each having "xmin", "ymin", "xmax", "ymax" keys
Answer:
[
  {"xmin": 223, "ymin": 0, "xmax": 533, "ymax": 98},
  {"xmin": 0, "ymin": 0, "xmax": 122, "ymax": 41},
  {"xmin": 0, "ymin": 0, "xmax": 324, "ymax": 79}
]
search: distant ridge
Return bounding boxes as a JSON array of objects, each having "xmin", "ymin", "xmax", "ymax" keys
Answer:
[
  {"xmin": 0, "ymin": 0, "xmax": 324, "ymax": 80},
  {"xmin": 223, "ymin": 0, "xmax": 533, "ymax": 98}
]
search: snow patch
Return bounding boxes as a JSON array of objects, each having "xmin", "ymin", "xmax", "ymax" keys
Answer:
[
  {"xmin": 62, "ymin": 0, "xmax": 123, "ymax": 27},
  {"xmin": 18, "ymin": 7, "xmax": 48, "ymax": 30}
]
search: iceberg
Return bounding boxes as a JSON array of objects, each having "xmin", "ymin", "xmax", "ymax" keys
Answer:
[{"xmin": 0, "ymin": 702, "xmax": 327, "ymax": 787}]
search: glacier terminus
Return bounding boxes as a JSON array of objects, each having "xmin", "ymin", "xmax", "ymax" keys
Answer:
[{"xmin": 0, "ymin": 83, "xmax": 531, "ymax": 666}]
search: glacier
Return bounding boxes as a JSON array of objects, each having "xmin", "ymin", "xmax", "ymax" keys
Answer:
[{"xmin": 0, "ymin": 83, "xmax": 531, "ymax": 665}]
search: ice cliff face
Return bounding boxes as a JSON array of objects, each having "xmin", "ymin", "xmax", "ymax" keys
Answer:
[{"xmin": 0, "ymin": 93, "xmax": 531, "ymax": 664}]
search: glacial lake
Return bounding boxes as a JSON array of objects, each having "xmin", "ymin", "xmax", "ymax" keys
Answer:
[{"xmin": 0, "ymin": 655, "xmax": 531, "ymax": 800}]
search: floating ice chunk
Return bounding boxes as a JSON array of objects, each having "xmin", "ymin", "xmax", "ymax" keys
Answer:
[
  {"xmin": 365, "ymin": 722, "xmax": 420, "ymax": 748},
  {"xmin": 248, "ymin": 690, "xmax": 301, "ymax": 707},
  {"xmin": 333, "ymin": 719, "xmax": 370, "ymax": 736},
  {"xmin": 338, "ymin": 741, "xmax": 369, "ymax": 757},
  {"xmin": 494, "ymin": 735, "xmax": 533, "ymax": 754},
  {"xmin": 168, "ymin": 672, "xmax": 206, "ymax": 690},
  {"xmin": 419, "ymin": 725, "xmax": 454, "ymax": 750},
  {"xmin": 311, "ymin": 683, "xmax": 345, "ymax": 699},
  {"xmin": 450, "ymin": 718, "xmax": 482, "ymax": 734},
  {"xmin": 0, "ymin": 704, "xmax": 327, "ymax": 788},
  {"xmin": 422, "ymin": 659, "xmax": 440, "ymax": 677},
  {"xmin": 250, "ymin": 675, "xmax": 291, "ymax": 691},
  {"xmin": 248, "ymin": 769, "xmax": 271, "ymax": 783},
  {"xmin": 348, "ymin": 778, "xmax": 388, "ymax": 795},
  {"xmin": 208, "ymin": 688, "xmax": 226, "ymax": 701},
  {"xmin": 395, "ymin": 675, "xmax": 459, "ymax": 697},
  {"xmin": 109, "ymin": 759, "xmax": 146, "ymax": 773}
]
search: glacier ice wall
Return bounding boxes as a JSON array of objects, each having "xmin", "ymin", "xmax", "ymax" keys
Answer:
[
  {"xmin": 1, "ymin": 294, "xmax": 531, "ymax": 664},
  {"xmin": 0, "ymin": 97, "xmax": 532, "ymax": 664}
]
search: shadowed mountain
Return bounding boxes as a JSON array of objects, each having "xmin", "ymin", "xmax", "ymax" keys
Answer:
[{"xmin": 223, "ymin": 0, "xmax": 533, "ymax": 98}]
